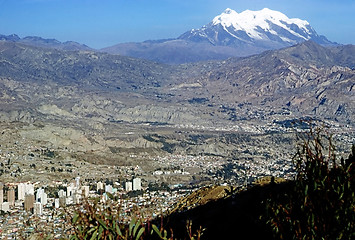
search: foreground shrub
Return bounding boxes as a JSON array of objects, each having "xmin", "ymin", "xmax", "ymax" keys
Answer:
[
  {"xmin": 265, "ymin": 127, "xmax": 355, "ymax": 239},
  {"xmin": 66, "ymin": 197, "xmax": 203, "ymax": 240},
  {"xmin": 66, "ymin": 198, "xmax": 145, "ymax": 240}
]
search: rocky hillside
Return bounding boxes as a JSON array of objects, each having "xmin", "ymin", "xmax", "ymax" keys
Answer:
[
  {"xmin": 174, "ymin": 41, "xmax": 355, "ymax": 123},
  {"xmin": 0, "ymin": 40, "xmax": 354, "ymax": 126},
  {"xmin": 0, "ymin": 39, "xmax": 354, "ymax": 187}
]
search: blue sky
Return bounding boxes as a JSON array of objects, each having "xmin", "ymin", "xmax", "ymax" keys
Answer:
[{"xmin": 0, "ymin": 0, "xmax": 354, "ymax": 49}]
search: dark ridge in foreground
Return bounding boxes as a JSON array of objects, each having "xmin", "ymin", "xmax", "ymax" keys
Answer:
[
  {"xmin": 158, "ymin": 144, "xmax": 355, "ymax": 240},
  {"xmin": 161, "ymin": 183, "xmax": 285, "ymax": 240}
]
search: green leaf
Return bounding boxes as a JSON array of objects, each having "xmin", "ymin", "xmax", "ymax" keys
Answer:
[
  {"xmin": 72, "ymin": 213, "xmax": 79, "ymax": 224},
  {"xmin": 70, "ymin": 235, "xmax": 78, "ymax": 240},
  {"xmin": 129, "ymin": 219, "xmax": 135, "ymax": 236},
  {"xmin": 133, "ymin": 220, "xmax": 141, "ymax": 236},
  {"xmin": 152, "ymin": 224, "xmax": 162, "ymax": 238},
  {"xmin": 89, "ymin": 230, "xmax": 98, "ymax": 240},
  {"xmin": 98, "ymin": 225, "xmax": 104, "ymax": 239},
  {"xmin": 136, "ymin": 227, "xmax": 145, "ymax": 240},
  {"xmin": 113, "ymin": 219, "xmax": 116, "ymax": 229},
  {"xmin": 116, "ymin": 223, "xmax": 123, "ymax": 237},
  {"xmin": 98, "ymin": 218, "xmax": 108, "ymax": 230},
  {"xmin": 87, "ymin": 227, "xmax": 97, "ymax": 235}
]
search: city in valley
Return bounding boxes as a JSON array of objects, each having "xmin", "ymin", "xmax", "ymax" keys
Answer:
[
  {"xmin": 0, "ymin": 3, "xmax": 354, "ymax": 239},
  {"xmin": 0, "ymin": 119, "xmax": 353, "ymax": 238}
]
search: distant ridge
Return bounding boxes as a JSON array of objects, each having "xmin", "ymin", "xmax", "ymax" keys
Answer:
[{"xmin": 0, "ymin": 33, "xmax": 93, "ymax": 51}]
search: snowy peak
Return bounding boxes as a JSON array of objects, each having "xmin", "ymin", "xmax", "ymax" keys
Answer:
[
  {"xmin": 215, "ymin": 8, "xmax": 239, "ymax": 23},
  {"xmin": 213, "ymin": 8, "xmax": 310, "ymax": 31},
  {"xmin": 212, "ymin": 8, "xmax": 311, "ymax": 41},
  {"xmin": 179, "ymin": 8, "xmax": 334, "ymax": 49},
  {"xmin": 102, "ymin": 8, "xmax": 337, "ymax": 64}
]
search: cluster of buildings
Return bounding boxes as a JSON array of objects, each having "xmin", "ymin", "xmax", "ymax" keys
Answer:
[
  {"xmin": 1, "ymin": 182, "xmax": 40, "ymax": 214},
  {"xmin": 150, "ymin": 154, "xmax": 225, "ymax": 177},
  {"xmin": 124, "ymin": 177, "xmax": 142, "ymax": 192},
  {"xmin": 0, "ymin": 176, "xmax": 194, "ymax": 239},
  {"xmin": 0, "ymin": 176, "xmax": 143, "ymax": 215},
  {"xmin": 0, "ymin": 182, "xmax": 47, "ymax": 215}
]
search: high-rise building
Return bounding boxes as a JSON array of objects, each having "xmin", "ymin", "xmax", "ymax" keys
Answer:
[
  {"xmin": 67, "ymin": 186, "xmax": 73, "ymax": 197},
  {"xmin": 58, "ymin": 189, "xmax": 66, "ymax": 198},
  {"xmin": 41, "ymin": 192, "xmax": 48, "ymax": 205},
  {"xmin": 125, "ymin": 182, "xmax": 133, "ymax": 192},
  {"xmin": 75, "ymin": 177, "xmax": 81, "ymax": 188},
  {"xmin": 97, "ymin": 182, "xmax": 104, "ymax": 191},
  {"xmin": 133, "ymin": 178, "xmax": 142, "ymax": 191},
  {"xmin": 54, "ymin": 198, "xmax": 60, "ymax": 208},
  {"xmin": 81, "ymin": 186, "xmax": 90, "ymax": 197},
  {"xmin": 59, "ymin": 196, "xmax": 66, "ymax": 207},
  {"xmin": 105, "ymin": 185, "xmax": 113, "ymax": 194},
  {"xmin": 24, "ymin": 194, "xmax": 35, "ymax": 212},
  {"xmin": 0, "ymin": 183, "xmax": 3, "ymax": 205},
  {"xmin": 73, "ymin": 191, "xmax": 81, "ymax": 204},
  {"xmin": 36, "ymin": 188, "xmax": 44, "ymax": 202},
  {"xmin": 18, "ymin": 183, "xmax": 26, "ymax": 200},
  {"xmin": 7, "ymin": 187, "xmax": 15, "ymax": 207},
  {"xmin": 34, "ymin": 202, "xmax": 42, "ymax": 215},
  {"xmin": 25, "ymin": 183, "xmax": 34, "ymax": 195},
  {"xmin": 36, "ymin": 188, "xmax": 47, "ymax": 205}
]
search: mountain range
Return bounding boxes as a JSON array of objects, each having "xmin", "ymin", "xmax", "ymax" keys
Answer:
[
  {"xmin": 0, "ymin": 8, "xmax": 354, "ymax": 158},
  {"xmin": 1, "ymin": 8, "xmax": 337, "ymax": 64},
  {"xmin": 0, "ymin": 28, "xmax": 353, "ymax": 178},
  {"xmin": 102, "ymin": 8, "xmax": 336, "ymax": 64},
  {"xmin": 0, "ymin": 9, "xmax": 353, "ymax": 237},
  {"xmin": 0, "ymin": 33, "xmax": 92, "ymax": 51},
  {"xmin": 0, "ymin": 40, "xmax": 353, "ymax": 128}
]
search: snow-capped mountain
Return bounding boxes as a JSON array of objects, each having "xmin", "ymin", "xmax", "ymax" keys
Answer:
[
  {"xmin": 179, "ymin": 8, "xmax": 333, "ymax": 48},
  {"xmin": 102, "ymin": 8, "xmax": 336, "ymax": 64}
]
